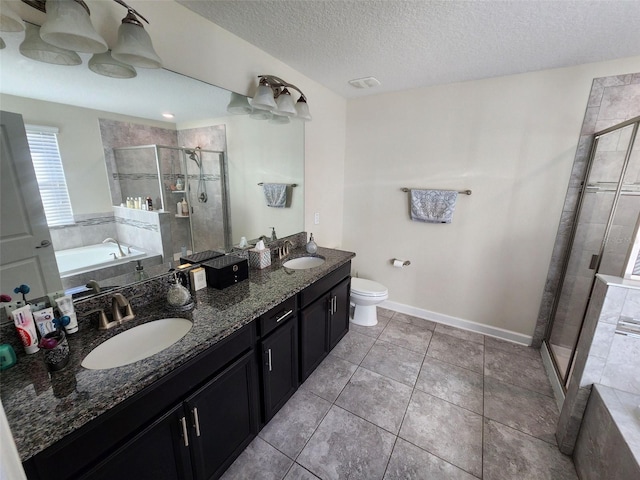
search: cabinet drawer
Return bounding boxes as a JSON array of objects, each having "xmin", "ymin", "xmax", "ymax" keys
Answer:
[
  {"xmin": 299, "ymin": 262, "xmax": 351, "ymax": 309},
  {"xmin": 259, "ymin": 295, "xmax": 297, "ymax": 337}
]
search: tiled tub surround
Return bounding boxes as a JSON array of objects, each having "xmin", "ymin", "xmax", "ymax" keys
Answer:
[
  {"xmin": 220, "ymin": 310, "xmax": 578, "ymax": 480},
  {"xmin": 49, "ymin": 212, "xmax": 117, "ymax": 252},
  {"xmin": 574, "ymin": 384, "xmax": 640, "ymax": 479},
  {"xmin": 0, "ymin": 244, "xmax": 354, "ymax": 462},
  {"xmin": 556, "ymin": 274, "xmax": 640, "ymax": 455}
]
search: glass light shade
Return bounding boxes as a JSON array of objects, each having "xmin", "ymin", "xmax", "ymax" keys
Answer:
[
  {"xmin": 0, "ymin": 37, "xmax": 5, "ymax": 49},
  {"xmin": 249, "ymin": 108, "xmax": 271, "ymax": 120},
  {"xmin": 20, "ymin": 23, "xmax": 81, "ymax": 66},
  {"xmin": 274, "ymin": 89, "xmax": 297, "ymax": 117},
  {"xmin": 295, "ymin": 98, "xmax": 312, "ymax": 121},
  {"xmin": 111, "ymin": 21, "xmax": 162, "ymax": 68},
  {"xmin": 251, "ymin": 84, "xmax": 277, "ymax": 111},
  {"xmin": 89, "ymin": 51, "xmax": 137, "ymax": 79},
  {"xmin": 269, "ymin": 113, "xmax": 290, "ymax": 125},
  {"xmin": 0, "ymin": 1, "xmax": 25, "ymax": 32},
  {"xmin": 40, "ymin": 0, "xmax": 108, "ymax": 54},
  {"xmin": 226, "ymin": 92, "xmax": 252, "ymax": 114}
]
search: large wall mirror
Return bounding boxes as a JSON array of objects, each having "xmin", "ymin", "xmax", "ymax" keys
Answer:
[{"xmin": 0, "ymin": 30, "xmax": 304, "ymax": 300}]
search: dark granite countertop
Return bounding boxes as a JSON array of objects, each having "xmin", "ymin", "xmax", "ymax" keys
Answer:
[{"xmin": 0, "ymin": 246, "xmax": 355, "ymax": 462}]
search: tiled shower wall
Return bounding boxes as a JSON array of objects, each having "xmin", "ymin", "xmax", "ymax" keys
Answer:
[
  {"xmin": 534, "ymin": 73, "xmax": 640, "ymax": 346},
  {"xmin": 50, "ymin": 212, "xmax": 117, "ymax": 251},
  {"xmin": 177, "ymin": 125, "xmax": 228, "ymax": 251}
]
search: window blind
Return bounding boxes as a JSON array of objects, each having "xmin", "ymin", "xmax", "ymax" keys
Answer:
[{"xmin": 25, "ymin": 126, "xmax": 74, "ymax": 227}]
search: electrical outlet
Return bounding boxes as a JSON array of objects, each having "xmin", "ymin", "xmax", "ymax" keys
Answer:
[{"xmin": 314, "ymin": 212, "xmax": 320, "ymax": 225}]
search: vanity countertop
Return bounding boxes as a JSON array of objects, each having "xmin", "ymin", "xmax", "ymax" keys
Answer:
[{"xmin": 0, "ymin": 247, "xmax": 355, "ymax": 462}]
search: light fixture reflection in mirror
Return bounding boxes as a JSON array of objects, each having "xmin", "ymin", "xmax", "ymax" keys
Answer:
[
  {"xmin": 0, "ymin": 37, "xmax": 304, "ymax": 299},
  {"xmin": 14, "ymin": 0, "xmax": 161, "ymax": 76}
]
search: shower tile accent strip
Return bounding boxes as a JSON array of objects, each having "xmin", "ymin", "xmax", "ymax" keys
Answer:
[{"xmin": 114, "ymin": 215, "xmax": 159, "ymax": 232}]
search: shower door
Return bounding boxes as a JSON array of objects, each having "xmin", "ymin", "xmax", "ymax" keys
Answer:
[
  {"xmin": 182, "ymin": 148, "xmax": 231, "ymax": 253},
  {"xmin": 546, "ymin": 116, "xmax": 639, "ymax": 386}
]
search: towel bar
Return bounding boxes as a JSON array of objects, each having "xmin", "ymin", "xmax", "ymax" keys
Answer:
[
  {"xmin": 401, "ymin": 187, "xmax": 471, "ymax": 195},
  {"xmin": 258, "ymin": 182, "xmax": 298, "ymax": 187}
]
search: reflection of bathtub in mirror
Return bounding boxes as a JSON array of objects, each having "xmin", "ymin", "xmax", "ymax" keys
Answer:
[{"xmin": 54, "ymin": 244, "xmax": 162, "ymax": 291}]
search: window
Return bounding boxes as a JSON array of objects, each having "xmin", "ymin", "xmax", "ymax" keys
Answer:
[{"xmin": 24, "ymin": 125, "xmax": 74, "ymax": 227}]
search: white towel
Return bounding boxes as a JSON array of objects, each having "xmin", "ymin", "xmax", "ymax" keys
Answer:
[
  {"xmin": 410, "ymin": 189, "xmax": 458, "ymax": 223},
  {"xmin": 263, "ymin": 183, "xmax": 289, "ymax": 208}
]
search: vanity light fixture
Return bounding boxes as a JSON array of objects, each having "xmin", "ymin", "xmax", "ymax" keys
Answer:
[
  {"xmin": 12, "ymin": 0, "xmax": 161, "ymax": 77},
  {"xmin": 226, "ymin": 75, "xmax": 312, "ymax": 122},
  {"xmin": 162, "ymin": 112, "xmax": 175, "ymax": 119},
  {"xmin": 0, "ymin": 1, "xmax": 26, "ymax": 32}
]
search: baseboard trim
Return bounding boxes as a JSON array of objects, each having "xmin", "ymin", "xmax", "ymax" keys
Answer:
[{"xmin": 381, "ymin": 300, "xmax": 533, "ymax": 346}]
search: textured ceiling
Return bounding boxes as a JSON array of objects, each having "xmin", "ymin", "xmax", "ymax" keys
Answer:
[{"xmin": 177, "ymin": 0, "xmax": 640, "ymax": 98}]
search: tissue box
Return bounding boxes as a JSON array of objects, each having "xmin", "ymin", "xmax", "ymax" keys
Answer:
[{"xmin": 248, "ymin": 248, "xmax": 271, "ymax": 269}]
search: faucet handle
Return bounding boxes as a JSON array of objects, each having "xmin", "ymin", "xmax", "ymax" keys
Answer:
[{"xmin": 85, "ymin": 308, "xmax": 110, "ymax": 330}]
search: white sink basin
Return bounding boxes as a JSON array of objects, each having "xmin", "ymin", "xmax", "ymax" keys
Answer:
[
  {"xmin": 283, "ymin": 256, "xmax": 326, "ymax": 270},
  {"xmin": 82, "ymin": 318, "xmax": 192, "ymax": 370}
]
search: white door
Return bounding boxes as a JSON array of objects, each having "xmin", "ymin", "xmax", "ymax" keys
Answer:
[{"xmin": 0, "ymin": 110, "xmax": 63, "ymax": 301}]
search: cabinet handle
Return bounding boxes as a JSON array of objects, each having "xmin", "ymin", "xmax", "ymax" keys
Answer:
[
  {"xmin": 275, "ymin": 309, "xmax": 293, "ymax": 323},
  {"xmin": 179, "ymin": 416, "xmax": 189, "ymax": 447},
  {"xmin": 331, "ymin": 296, "xmax": 336, "ymax": 315},
  {"xmin": 267, "ymin": 348, "xmax": 272, "ymax": 372},
  {"xmin": 192, "ymin": 407, "xmax": 201, "ymax": 437}
]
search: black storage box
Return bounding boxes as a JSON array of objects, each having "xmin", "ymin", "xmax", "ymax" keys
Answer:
[
  {"xmin": 202, "ymin": 255, "xmax": 249, "ymax": 289},
  {"xmin": 180, "ymin": 250, "xmax": 225, "ymax": 265}
]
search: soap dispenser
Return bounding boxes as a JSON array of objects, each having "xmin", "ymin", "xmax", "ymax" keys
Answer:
[
  {"xmin": 167, "ymin": 272, "xmax": 192, "ymax": 308},
  {"xmin": 306, "ymin": 233, "xmax": 318, "ymax": 254},
  {"xmin": 270, "ymin": 227, "xmax": 277, "ymax": 241}
]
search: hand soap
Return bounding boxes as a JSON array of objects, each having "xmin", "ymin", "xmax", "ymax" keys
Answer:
[{"xmin": 306, "ymin": 233, "xmax": 318, "ymax": 254}]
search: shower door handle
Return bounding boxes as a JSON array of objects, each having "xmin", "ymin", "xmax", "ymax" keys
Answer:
[{"xmin": 589, "ymin": 254, "xmax": 599, "ymax": 270}]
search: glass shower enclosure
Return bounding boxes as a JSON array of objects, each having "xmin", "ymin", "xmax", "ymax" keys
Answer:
[
  {"xmin": 545, "ymin": 116, "xmax": 640, "ymax": 387},
  {"xmin": 112, "ymin": 144, "xmax": 230, "ymax": 261}
]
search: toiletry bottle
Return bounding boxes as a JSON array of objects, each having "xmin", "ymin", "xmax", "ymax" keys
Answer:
[
  {"xmin": 270, "ymin": 227, "xmax": 277, "ymax": 241},
  {"xmin": 177, "ymin": 201, "xmax": 183, "ymax": 216},
  {"xmin": 181, "ymin": 198, "xmax": 188, "ymax": 216},
  {"xmin": 146, "ymin": 196, "xmax": 153, "ymax": 211},
  {"xmin": 306, "ymin": 233, "xmax": 318, "ymax": 254}
]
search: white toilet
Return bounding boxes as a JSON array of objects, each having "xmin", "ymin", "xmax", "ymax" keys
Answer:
[{"xmin": 350, "ymin": 278, "xmax": 388, "ymax": 326}]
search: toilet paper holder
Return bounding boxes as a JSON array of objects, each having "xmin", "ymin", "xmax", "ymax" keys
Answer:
[{"xmin": 391, "ymin": 258, "xmax": 411, "ymax": 267}]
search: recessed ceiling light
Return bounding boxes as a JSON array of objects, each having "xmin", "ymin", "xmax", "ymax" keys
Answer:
[
  {"xmin": 348, "ymin": 76, "xmax": 381, "ymax": 89},
  {"xmin": 162, "ymin": 112, "xmax": 174, "ymax": 119}
]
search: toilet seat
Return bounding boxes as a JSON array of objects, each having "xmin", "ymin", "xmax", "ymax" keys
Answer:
[{"xmin": 351, "ymin": 278, "xmax": 388, "ymax": 297}]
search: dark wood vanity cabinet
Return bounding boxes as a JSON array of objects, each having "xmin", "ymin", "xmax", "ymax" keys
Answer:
[
  {"xmin": 80, "ymin": 350, "xmax": 258, "ymax": 480},
  {"xmin": 26, "ymin": 324, "xmax": 259, "ymax": 480},
  {"xmin": 23, "ymin": 260, "xmax": 351, "ymax": 480},
  {"xmin": 299, "ymin": 263, "xmax": 351, "ymax": 381},
  {"xmin": 258, "ymin": 295, "xmax": 299, "ymax": 423}
]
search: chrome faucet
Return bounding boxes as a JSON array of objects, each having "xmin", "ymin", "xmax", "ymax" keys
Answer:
[{"xmin": 103, "ymin": 237, "xmax": 126, "ymax": 257}]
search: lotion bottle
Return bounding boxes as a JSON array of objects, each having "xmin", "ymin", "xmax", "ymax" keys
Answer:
[{"xmin": 306, "ymin": 233, "xmax": 318, "ymax": 254}]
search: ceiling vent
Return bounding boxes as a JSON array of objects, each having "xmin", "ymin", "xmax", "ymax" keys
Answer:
[{"xmin": 348, "ymin": 76, "xmax": 381, "ymax": 89}]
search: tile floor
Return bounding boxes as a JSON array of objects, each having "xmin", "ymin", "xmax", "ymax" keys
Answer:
[{"xmin": 221, "ymin": 308, "xmax": 578, "ymax": 480}]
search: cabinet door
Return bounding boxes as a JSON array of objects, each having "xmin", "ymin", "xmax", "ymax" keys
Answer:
[
  {"xmin": 185, "ymin": 349, "xmax": 259, "ymax": 480},
  {"xmin": 78, "ymin": 403, "xmax": 193, "ymax": 480},
  {"xmin": 261, "ymin": 316, "xmax": 298, "ymax": 422},
  {"xmin": 299, "ymin": 294, "xmax": 330, "ymax": 381},
  {"xmin": 328, "ymin": 277, "xmax": 351, "ymax": 350}
]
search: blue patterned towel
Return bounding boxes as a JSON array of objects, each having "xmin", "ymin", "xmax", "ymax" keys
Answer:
[
  {"xmin": 263, "ymin": 183, "xmax": 289, "ymax": 208},
  {"xmin": 410, "ymin": 189, "xmax": 458, "ymax": 223}
]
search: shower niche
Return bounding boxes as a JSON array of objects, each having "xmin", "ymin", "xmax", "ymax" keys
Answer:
[{"xmin": 112, "ymin": 144, "xmax": 230, "ymax": 262}]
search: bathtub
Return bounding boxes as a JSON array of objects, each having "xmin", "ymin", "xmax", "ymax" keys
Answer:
[{"xmin": 55, "ymin": 243, "xmax": 147, "ymax": 278}]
